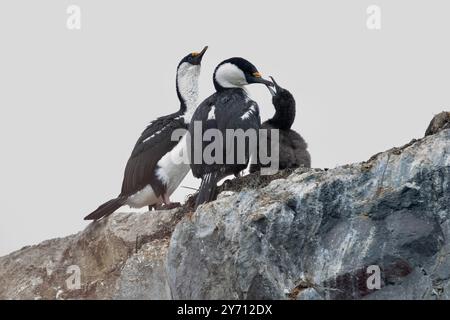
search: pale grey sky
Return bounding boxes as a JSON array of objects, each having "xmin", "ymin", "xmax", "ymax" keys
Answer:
[{"xmin": 0, "ymin": 0, "xmax": 449, "ymax": 256}]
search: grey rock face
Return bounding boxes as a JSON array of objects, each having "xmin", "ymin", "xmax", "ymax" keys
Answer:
[
  {"xmin": 1, "ymin": 114, "xmax": 449, "ymax": 300},
  {"xmin": 167, "ymin": 127, "xmax": 450, "ymax": 300},
  {"xmin": 425, "ymin": 111, "xmax": 450, "ymax": 136},
  {"xmin": 0, "ymin": 210, "xmax": 184, "ymax": 299}
]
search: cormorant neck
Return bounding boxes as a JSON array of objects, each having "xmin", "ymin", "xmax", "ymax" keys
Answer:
[
  {"xmin": 269, "ymin": 99, "xmax": 296, "ymax": 130},
  {"xmin": 176, "ymin": 84, "xmax": 188, "ymax": 113},
  {"xmin": 176, "ymin": 63, "xmax": 201, "ymax": 114}
]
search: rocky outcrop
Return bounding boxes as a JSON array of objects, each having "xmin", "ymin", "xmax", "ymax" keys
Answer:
[
  {"xmin": 425, "ymin": 111, "xmax": 450, "ymax": 136},
  {"xmin": 1, "ymin": 113, "xmax": 449, "ymax": 300},
  {"xmin": 0, "ymin": 209, "xmax": 184, "ymax": 299}
]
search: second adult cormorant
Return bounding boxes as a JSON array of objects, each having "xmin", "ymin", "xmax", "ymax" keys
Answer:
[{"xmin": 189, "ymin": 57, "xmax": 273, "ymax": 209}]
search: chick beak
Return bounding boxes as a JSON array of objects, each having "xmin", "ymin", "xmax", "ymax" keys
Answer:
[{"xmin": 266, "ymin": 76, "xmax": 279, "ymax": 96}]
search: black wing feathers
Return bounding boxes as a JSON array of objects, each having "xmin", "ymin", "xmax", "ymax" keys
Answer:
[
  {"xmin": 120, "ymin": 112, "xmax": 186, "ymax": 197},
  {"xmin": 189, "ymin": 89, "xmax": 261, "ymax": 203}
]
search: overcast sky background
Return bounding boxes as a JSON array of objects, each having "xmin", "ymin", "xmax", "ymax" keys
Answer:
[{"xmin": 0, "ymin": 0, "xmax": 449, "ymax": 256}]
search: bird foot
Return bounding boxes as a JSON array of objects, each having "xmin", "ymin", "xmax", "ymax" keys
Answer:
[{"xmin": 155, "ymin": 202, "xmax": 181, "ymax": 210}]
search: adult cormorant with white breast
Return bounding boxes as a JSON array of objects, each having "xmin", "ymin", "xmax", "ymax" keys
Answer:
[
  {"xmin": 188, "ymin": 57, "xmax": 273, "ymax": 209},
  {"xmin": 84, "ymin": 46, "xmax": 208, "ymax": 220}
]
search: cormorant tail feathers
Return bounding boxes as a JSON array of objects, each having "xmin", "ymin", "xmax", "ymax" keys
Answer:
[
  {"xmin": 84, "ymin": 197, "xmax": 126, "ymax": 221},
  {"xmin": 195, "ymin": 172, "xmax": 221, "ymax": 209}
]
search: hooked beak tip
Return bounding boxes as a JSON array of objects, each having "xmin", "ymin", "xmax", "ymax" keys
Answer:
[
  {"xmin": 251, "ymin": 74, "xmax": 274, "ymax": 87},
  {"xmin": 269, "ymin": 76, "xmax": 281, "ymax": 91}
]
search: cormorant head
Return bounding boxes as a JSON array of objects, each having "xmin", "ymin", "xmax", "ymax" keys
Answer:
[
  {"xmin": 178, "ymin": 46, "xmax": 208, "ymax": 67},
  {"xmin": 265, "ymin": 77, "xmax": 296, "ymax": 130},
  {"xmin": 213, "ymin": 57, "xmax": 273, "ymax": 91},
  {"xmin": 176, "ymin": 46, "xmax": 208, "ymax": 111},
  {"xmin": 266, "ymin": 76, "xmax": 294, "ymax": 104}
]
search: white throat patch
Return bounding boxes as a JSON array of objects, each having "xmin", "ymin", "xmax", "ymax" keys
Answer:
[
  {"xmin": 214, "ymin": 63, "xmax": 248, "ymax": 89},
  {"xmin": 177, "ymin": 62, "xmax": 201, "ymax": 112}
]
